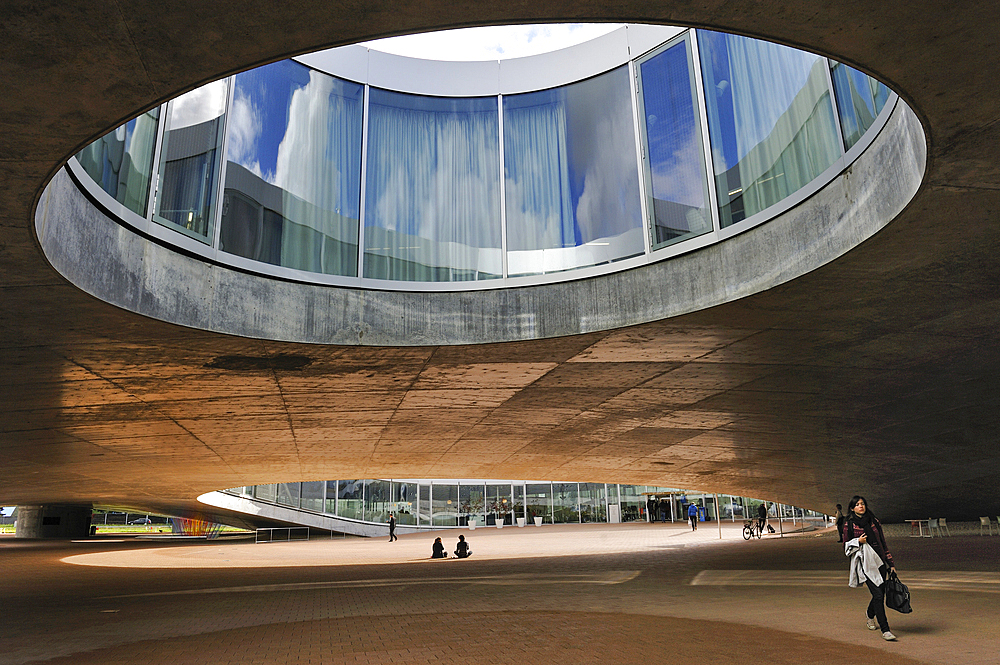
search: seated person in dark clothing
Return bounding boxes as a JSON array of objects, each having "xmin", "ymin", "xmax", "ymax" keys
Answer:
[
  {"xmin": 454, "ymin": 534, "xmax": 472, "ymax": 558},
  {"xmin": 431, "ymin": 537, "xmax": 446, "ymax": 559}
]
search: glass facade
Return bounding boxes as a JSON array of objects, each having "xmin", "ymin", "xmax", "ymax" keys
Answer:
[
  {"xmin": 227, "ymin": 479, "xmax": 826, "ymax": 534},
  {"xmin": 154, "ymin": 80, "xmax": 229, "ymax": 241},
  {"xmin": 76, "ymin": 109, "xmax": 159, "ymax": 216},
  {"xmin": 220, "ymin": 60, "xmax": 363, "ymax": 275},
  {"xmin": 300, "ymin": 480, "xmax": 325, "ymax": 512},
  {"xmin": 698, "ymin": 30, "xmax": 842, "ymax": 227},
  {"xmin": 365, "ymin": 90, "xmax": 502, "ymax": 282},
  {"xmin": 432, "ymin": 483, "xmax": 459, "ymax": 526},
  {"xmin": 337, "ymin": 479, "xmax": 364, "ymax": 520},
  {"xmin": 637, "ymin": 37, "xmax": 713, "ymax": 248},
  {"xmin": 830, "ymin": 62, "xmax": 889, "ymax": 150},
  {"xmin": 503, "ymin": 65, "xmax": 643, "ymax": 275},
  {"xmin": 75, "ymin": 29, "xmax": 894, "ymax": 288}
]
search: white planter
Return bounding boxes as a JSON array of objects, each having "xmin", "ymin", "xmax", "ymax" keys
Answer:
[
  {"xmin": 534, "ymin": 516, "xmax": 543, "ymax": 527},
  {"xmin": 496, "ymin": 521, "xmax": 503, "ymax": 529},
  {"xmin": 468, "ymin": 519, "xmax": 476, "ymax": 530},
  {"xmin": 516, "ymin": 517, "xmax": 526, "ymax": 527}
]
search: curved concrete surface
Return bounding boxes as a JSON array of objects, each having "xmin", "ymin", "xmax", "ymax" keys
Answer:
[
  {"xmin": 2, "ymin": 3, "xmax": 1000, "ymax": 523},
  {"xmin": 40, "ymin": 98, "xmax": 922, "ymax": 346}
]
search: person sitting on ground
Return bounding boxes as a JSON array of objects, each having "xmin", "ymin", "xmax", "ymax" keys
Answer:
[
  {"xmin": 431, "ymin": 537, "xmax": 446, "ymax": 559},
  {"xmin": 454, "ymin": 534, "xmax": 472, "ymax": 558}
]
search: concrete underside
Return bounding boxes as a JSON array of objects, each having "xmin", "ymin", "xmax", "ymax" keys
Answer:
[{"xmin": 1, "ymin": 2, "xmax": 999, "ymax": 523}]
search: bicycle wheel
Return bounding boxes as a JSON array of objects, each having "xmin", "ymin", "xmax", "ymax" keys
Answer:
[
  {"xmin": 755, "ymin": 524, "xmax": 762, "ymax": 539},
  {"xmin": 743, "ymin": 526, "xmax": 752, "ymax": 540}
]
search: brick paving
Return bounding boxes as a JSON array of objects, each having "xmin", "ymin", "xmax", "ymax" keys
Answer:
[{"xmin": 1, "ymin": 522, "xmax": 998, "ymax": 664}]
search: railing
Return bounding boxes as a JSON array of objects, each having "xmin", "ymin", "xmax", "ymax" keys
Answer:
[{"xmin": 255, "ymin": 526, "xmax": 309, "ymax": 543}]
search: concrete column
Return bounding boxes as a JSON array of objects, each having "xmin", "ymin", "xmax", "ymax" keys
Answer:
[{"xmin": 15, "ymin": 504, "xmax": 92, "ymax": 539}]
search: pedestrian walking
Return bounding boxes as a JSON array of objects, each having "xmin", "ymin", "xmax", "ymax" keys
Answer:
[
  {"xmin": 843, "ymin": 495, "xmax": 898, "ymax": 641},
  {"xmin": 835, "ymin": 503, "xmax": 846, "ymax": 542},
  {"xmin": 388, "ymin": 513, "xmax": 397, "ymax": 542},
  {"xmin": 687, "ymin": 502, "xmax": 698, "ymax": 531}
]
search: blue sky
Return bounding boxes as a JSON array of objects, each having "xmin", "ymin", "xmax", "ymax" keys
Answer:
[{"xmin": 363, "ymin": 24, "xmax": 624, "ymax": 61}]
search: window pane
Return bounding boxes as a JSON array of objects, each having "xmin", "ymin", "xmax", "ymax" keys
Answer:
[
  {"xmin": 698, "ymin": 31, "xmax": 842, "ymax": 227},
  {"xmin": 300, "ymin": 480, "xmax": 325, "ymax": 512},
  {"xmin": 553, "ymin": 483, "xmax": 580, "ymax": 523},
  {"xmin": 276, "ymin": 482, "xmax": 300, "ymax": 507},
  {"xmin": 431, "ymin": 483, "xmax": 459, "ymax": 526},
  {"xmin": 392, "ymin": 481, "xmax": 417, "ymax": 525},
  {"xmin": 363, "ymin": 479, "xmax": 391, "ymax": 523},
  {"xmin": 418, "ymin": 484, "xmax": 431, "ymax": 526},
  {"xmin": 337, "ymin": 479, "xmax": 363, "ymax": 520},
  {"xmin": 255, "ymin": 483, "xmax": 276, "ymax": 502},
  {"xmin": 76, "ymin": 109, "xmax": 159, "ymax": 216},
  {"xmin": 325, "ymin": 480, "xmax": 337, "ymax": 514},
  {"xmin": 154, "ymin": 80, "xmax": 229, "ymax": 241},
  {"xmin": 579, "ymin": 482, "xmax": 606, "ymax": 523},
  {"xmin": 459, "ymin": 483, "xmax": 485, "ymax": 526},
  {"xmin": 870, "ymin": 78, "xmax": 890, "ymax": 115},
  {"xmin": 830, "ymin": 62, "xmax": 877, "ymax": 149},
  {"xmin": 220, "ymin": 60, "xmax": 362, "ymax": 275},
  {"xmin": 364, "ymin": 90, "xmax": 501, "ymax": 282},
  {"xmin": 513, "ymin": 484, "xmax": 525, "ymax": 521},
  {"xmin": 619, "ymin": 484, "xmax": 644, "ymax": 522},
  {"xmin": 504, "ymin": 65, "xmax": 643, "ymax": 275},
  {"xmin": 526, "ymin": 483, "xmax": 552, "ymax": 524},
  {"xmin": 487, "ymin": 483, "xmax": 513, "ymax": 525},
  {"xmin": 638, "ymin": 39, "xmax": 713, "ymax": 248}
]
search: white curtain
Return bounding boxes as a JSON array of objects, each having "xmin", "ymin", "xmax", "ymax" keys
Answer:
[
  {"xmin": 364, "ymin": 94, "xmax": 501, "ymax": 281},
  {"xmin": 722, "ymin": 35, "xmax": 841, "ymax": 217},
  {"xmin": 503, "ymin": 100, "xmax": 574, "ymax": 252}
]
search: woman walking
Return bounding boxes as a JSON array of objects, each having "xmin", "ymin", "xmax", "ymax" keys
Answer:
[{"xmin": 843, "ymin": 495, "xmax": 897, "ymax": 641}]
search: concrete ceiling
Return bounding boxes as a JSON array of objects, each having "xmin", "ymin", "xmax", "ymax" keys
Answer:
[{"xmin": 1, "ymin": 2, "xmax": 999, "ymax": 522}]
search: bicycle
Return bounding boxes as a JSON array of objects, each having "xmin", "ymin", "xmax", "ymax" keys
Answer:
[{"xmin": 743, "ymin": 518, "xmax": 763, "ymax": 540}]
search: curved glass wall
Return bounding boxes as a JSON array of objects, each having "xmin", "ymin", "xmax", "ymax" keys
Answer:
[
  {"xmin": 153, "ymin": 79, "xmax": 229, "ymax": 242},
  {"xmin": 226, "ymin": 479, "xmax": 829, "ymax": 530},
  {"xmin": 364, "ymin": 90, "xmax": 502, "ymax": 282},
  {"xmin": 220, "ymin": 60, "xmax": 363, "ymax": 275},
  {"xmin": 830, "ymin": 61, "xmax": 891, "ymax": 150},
  {"xmin": 76, "ymin": 109, "xmax": 159, "ymax": 217},
  {"xmin": 636, "ymin": 36, "xmax": 713, "ymax": 248},
  {"xmin": 73, "ymin": 27, "xmax": 896, "ymax": 289},
  {"xmin": 503, "ymin": 65, "xmax": 643, "ymax": 275},
  {"xmin": 698, "ymin": 30, "xmax": 841, "ymax": 228}
]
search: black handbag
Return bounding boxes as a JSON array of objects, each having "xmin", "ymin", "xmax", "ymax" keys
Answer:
[{"xmin": 885, "ymin": 571, "xmax": 912, "ymax": 614}]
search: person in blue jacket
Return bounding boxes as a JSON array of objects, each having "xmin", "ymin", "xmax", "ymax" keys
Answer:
[{"xmin": 687, "ymin": 502, "xmax": 699, "ymax": 531}]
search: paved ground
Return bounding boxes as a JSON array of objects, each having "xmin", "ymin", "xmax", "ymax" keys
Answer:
[{"xmin": 1, "ymin": 522, "xmax": 997, "ymax": 664}]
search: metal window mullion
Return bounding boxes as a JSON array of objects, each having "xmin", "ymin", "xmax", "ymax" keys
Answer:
[
  {"xmin": 498, "ymin": 93, "xmax": 508, "ymax": 279},
  {"xmin": 628, "ymin": 60, "xmax": 653, "ymax": 256},
  {"xmin": 628, "ymin": 59, "xmax": 652, "ymax": 257},
  {"xmin": 823, "ymin": 58, "xmax": 848, "ymax": 155},
  {"xmin": 146, "ymin": 102, "xmax": 169, "ymax": 224},
  {"xmin": 357, "ymin": 84, "xmax": 371, "ymax": 279},
  {"xmin": 210, "ymin": 76, "xmax": 237, "ymax": 254},
  {"xmin": 688, "ymin": 30, "xmax": 723, "ymax": 235}
]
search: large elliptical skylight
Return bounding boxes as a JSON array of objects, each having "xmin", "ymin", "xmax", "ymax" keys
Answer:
[{"xmin": 363, "ymin": 24, "xmax": 625, "ymax": 61}]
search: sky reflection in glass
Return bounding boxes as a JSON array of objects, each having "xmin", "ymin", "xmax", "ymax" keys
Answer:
[
  {"xmin": 503, "ymin": 65, "xmax": 643, "ymax": 276},
  {"xmin": 154, "ymin": 80, "xmax": 229, "ymax": 242},
  {"xmin": 364, "ymin": 90, "xmax": 501, "ymax": 282},
  {"xmin": 637, "ymin": 39, "xmax": 713, "ymax": 248},
  {"xmin": 698, "ymin": 30, "xmax": 841, "ymax": 228},
  {"xmin": 220, "ymin": 60, "xmax": 363, "ymax": 276},
  {"xmin": 831, "ymin": 62, "xmax": 878, "ymax": 150}
]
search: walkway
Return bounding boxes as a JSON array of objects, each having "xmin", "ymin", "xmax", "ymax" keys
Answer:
[{"xmin": 2, "ymin": 523, "xmax": 997, "ymax": 664}]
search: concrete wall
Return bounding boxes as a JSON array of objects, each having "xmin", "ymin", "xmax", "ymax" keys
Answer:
[{"xmin": 34, "ymin": 102, "xmax": 925, "ymax": 347}]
